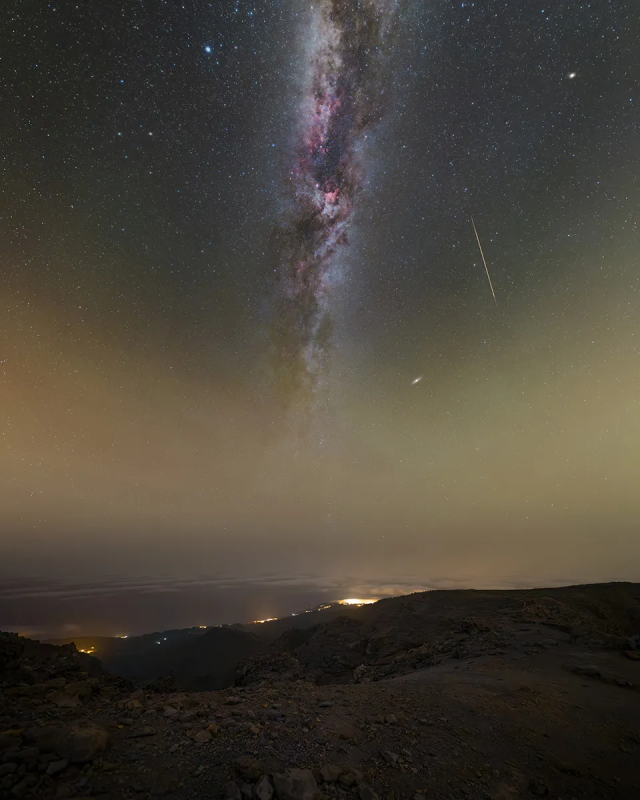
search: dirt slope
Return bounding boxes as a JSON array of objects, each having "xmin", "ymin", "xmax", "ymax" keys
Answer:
[{"xmin": 1, "ymin": 582, "xmax": 639, "ymax": 800}]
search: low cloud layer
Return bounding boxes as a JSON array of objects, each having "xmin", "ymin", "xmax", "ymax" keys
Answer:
[{"xmin": 2, "ymin": 569, "xmax": 628, "ymax": 639}]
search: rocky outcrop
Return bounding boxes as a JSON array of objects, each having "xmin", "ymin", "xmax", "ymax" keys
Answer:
[
  {"xmin": 234, "ymin": 652, "xmax": 302, "ymax": 686},
  {"xmin": 241, "ymin": 584, "xmax": 640, "ymax": 685},
  {"xmin": 0, "ymin": 631, "xmax": 104, "ymax": 686}
]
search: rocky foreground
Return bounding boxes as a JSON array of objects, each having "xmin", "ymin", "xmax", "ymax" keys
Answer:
[{"xmin": 1, "ymin": 583, "xmax": 640, "ymax": 800}]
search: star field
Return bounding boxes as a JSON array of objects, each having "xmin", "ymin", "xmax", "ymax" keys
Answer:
[{"xmin": 1, "ymin": 0, "xmax": 639, "ymax": 629}]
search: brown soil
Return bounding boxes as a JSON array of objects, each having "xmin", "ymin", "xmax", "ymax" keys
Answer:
[{"xmin": 1, "ymin": 583, "xmax": 639, "ymax": 800}]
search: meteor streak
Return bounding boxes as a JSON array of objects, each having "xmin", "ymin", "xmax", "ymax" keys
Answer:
[{"xmin": 471, "ymin": 216, "xmax": 498, "ymax": 306}]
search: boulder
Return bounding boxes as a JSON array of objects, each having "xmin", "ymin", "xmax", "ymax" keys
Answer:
[
  {"xmin": 255, "ymin": 775, "xmax": 274, "ymax": 800},
  {"xmin": 46, "ymin": 758, "xmax": 68, "ymax": 776},
  {"xmin": 224, "ymin": 781, "xmax": 243, "ymax": 800},
  {"xmin": 53, "ymin": 721, "xmax": 109, "ymax": 763},
  {"xmin": 0, "ymin": 731, "xmax": 23, "ymax": 752},
  {"xmin": 235, "ymin": 653, "xmax": 302, "ymax": 686},
  {"xmin": 259, "ymin": 709, "xmax": 285, "ymax": 720},
  {"xmin": 337, "ymin": 724, "xmax": 359, "ymax": 741},
  {"xmin": 339, "ymin": 769, "xmax": 363, "ymax": 788},
  {"xmin": 571, "ymin": 665, "xmax": 601, "ymax": 677},
  {"xmin": 234, "ymin": 755, "xmax": 262, "ymax": 782},
  {"xmin": 48, "ymin": 680, "xmax": 93, "ymax": 708},
  {"xmin": 318, "ymin": 765, "xmax": 342, "ymax": 784},
  {"xmin": 273, "ymin": 768, "xmax": 320, "ymax": 800}
]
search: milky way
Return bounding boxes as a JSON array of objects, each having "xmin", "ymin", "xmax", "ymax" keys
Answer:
[{"xmin": 270, "ymin": 0, "xmax": 398, "ymax": 414}]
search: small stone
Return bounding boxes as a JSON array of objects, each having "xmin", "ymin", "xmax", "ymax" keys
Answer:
[
  {"xmin": 224, "ymin": 781, "xmax": 242, "ymax": 800},
  {"xmin": 249, "ymin": 725, "xmax": 261, "ymax": 735},
  {"xmin": 255, "ymin": 774, "xmax": 274, "ymax": 800},
  {"xmin": 240, "ymin": 783, "xmax": 253, "ymax": 800},
  {"xmin": 571, "ymin": 665, "xmax": 600, "ymax": 677},
  {"xmin": 555, "ymin": 760, "xmax": 582, "ymax": 777},
  {"xmin": 259, "ymin": 709, "xmax": 285, "ymax": 720},
  {"xmin": 226, "ymin": 697, "xmax": 243, "ymax": 706},
  {"xmin": 0, "ymin": 732, "xmax": 23, "ymax": 752},
  {"xmin": 191, "ymin": 730, "xmax": 212, "ymax": 743},
  {"xmin": 0, "ymin": 764, "xmax": 17, "ymax": 777},
  {"xmin": 234, "ymin": 755, "xmax": 262, "ymax": 781},
  {"xmin": 46, "ymin": 759, "xmax": 69, "ymax": 776},
  {"xmin": 129, "ymin": 726, "xmax": 156, "ymax": 738},
  {"xmin": 337, "ymin": 724, "xmax": 358, "ymax": 741},
  {"xmin": 272, "ymin": 768, "xmax": 319, "ymax": 800},
  {"xmin": 385, "ymin": 714, "xmax": 398, "ymax": 725},
  {"xmin": 319, "ymin": 765, "xmax": 342, "ymax": 784},
  {"xmin": 359, "ymin": 787, "xmax": 379, "ymax": 800},
  {"xmin": 10, "ymin": 775, "xmax": 37, "ymax": 798},
  {"xmin": 54, "ymin": 722, "xmax": 109, "ymax": 764},
  {"xmin": 339, "ymin": 769, "xmax": 363, "ymax": 788},
  {"xmin": 207, "ymin": 723, "xmax": 220, "ymax": 736},
  {"xmin": 381, "ymin": 751, "xmax": 399, "ymax": 766},
  {"xmin": 163, "ymin": 706, "xmax": 179, "ymax": 717},
  {"xmin": 14, "ymin": 747, "xmax": 39, "ymax": 763},
  {"xmin": 318, "ymin": 701, "xmax": 333, "ymax": 708},
  {"xmin": 528, "ymin": 778, "xmax": 548, "ymax": 797},
  {"xmin": 48, "ymin": 680, "xmax": 92, "ymax": 708},
  {"xmin": 625, "ymin": 650, "xmax": 640, "ymax": 661}
]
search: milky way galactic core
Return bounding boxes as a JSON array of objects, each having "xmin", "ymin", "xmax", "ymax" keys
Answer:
[{"xmin": 271, "ymin": 0, "xmax": 399, "ymax": 412}]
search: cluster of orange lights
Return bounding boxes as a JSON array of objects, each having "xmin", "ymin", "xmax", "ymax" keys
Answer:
[
  {"xmin": 105, "ymin": 600, "xmax": 378, "ymax": 641},
  {"xmin": 339, "ymin": 598, "xmax": 377, "ymax": 606},
  {"xmin": 251, "ymin": 599, "xmax": 377, "ymax": 625}
]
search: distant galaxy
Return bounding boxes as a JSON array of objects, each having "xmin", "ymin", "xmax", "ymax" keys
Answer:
[{"xmin": 270, "ymin": 0, "xmax": 398, "ymax": 415}]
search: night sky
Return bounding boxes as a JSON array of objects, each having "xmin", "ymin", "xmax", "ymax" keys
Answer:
[{"xmin": 1, "ymin": 0, "xmax": 639, "ymax": 636}]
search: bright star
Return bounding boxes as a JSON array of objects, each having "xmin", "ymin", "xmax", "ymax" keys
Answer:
[
  {"xmin": 205, "ymin": 46, "xmax": 212, "ymax": 53},
  {"xmin": 568, "ymin": 72, "xmax": 576, "ymax": 79}
]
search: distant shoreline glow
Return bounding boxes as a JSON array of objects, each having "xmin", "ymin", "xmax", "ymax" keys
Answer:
[{"xmin": 339, "ymin": 598, "xmax": 378, "ymax": 605}]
